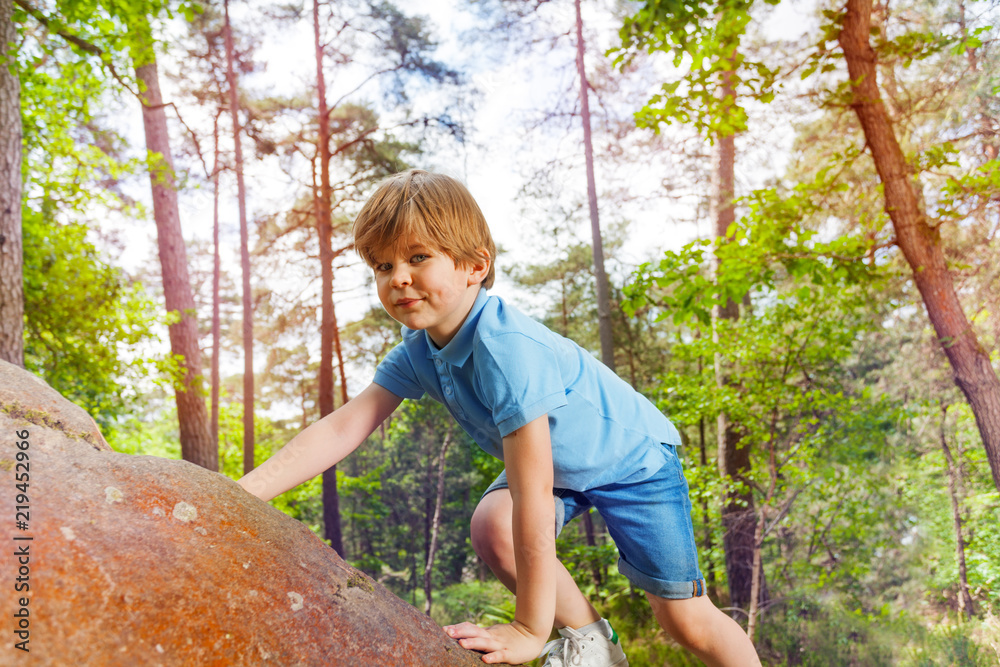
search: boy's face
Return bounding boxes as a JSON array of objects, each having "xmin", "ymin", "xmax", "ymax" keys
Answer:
[{"xmin": 372, "ymin": 235, "xmax": 488, "ymax": 348}]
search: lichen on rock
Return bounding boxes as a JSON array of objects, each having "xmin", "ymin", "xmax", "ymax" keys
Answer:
[{"xmin": 171, "ymin": 500, "xmax": 198, "ymax": 522}]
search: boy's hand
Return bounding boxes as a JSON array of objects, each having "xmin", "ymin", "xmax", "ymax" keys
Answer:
[{"xmin": 444, "ymin": 620, "xmax": 546, "ymax": 665}]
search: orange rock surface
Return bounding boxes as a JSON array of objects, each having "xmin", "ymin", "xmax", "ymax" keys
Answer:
[{"xmin": 0, "ymin": 360, "xmax": 506, "ymax": 666}]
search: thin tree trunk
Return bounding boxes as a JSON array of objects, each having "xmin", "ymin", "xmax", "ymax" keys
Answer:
[
  {"xmin": 839, "ymin": 0, "xmax": 1000, "ymax": 492},
  {"xmin": 711, "ymin": 64, "xmax": 756, "ymax": 613},
  {"xmin": 699, "ymin": 415, "xmax": 718, "ymax": 599},
  {"xmin": 940, "ymin": 405, "xmax": 975, "ymax": 618},
  {"xmin": 573, "ymin": 0, "xmax": 614, "ymax": 371},
  {"xmin": 580, "ymin": 511, "xmax": 603, "ymax": 588},
  {"xmin": 746, "ymin": 510, "xmax": 765, "ymax": 643},
  {"xmin": 131, "ymin": 20, "xmax": 216, "ymax": 471},
  {"xmin": 314, "ymin": 0, "xmax": 345, "ymax": 557},
  {"xmin": 424, "ymin": 432, "xmax": 453, "ymax": 615},
  {"xmin": 301, "ymin": 386, "xmax": 309, "ymax": 431},
  {"xmin": 748, "ymin": 419, "xmax": 784, "ymax": 644},
  {"xmin": 333, "ymin": 295, "xmax": 348, "ymax": 407},
  {"xmin": 223, "ymin": 0, "xmax": 255, "ymax": 475},
  {"xmin": 0, "ymin": 0, "xmax": 24, "ymax": 367},
  {"xmin": 211, "ymin": 114, "xmax": 221, "ymax": 450}
]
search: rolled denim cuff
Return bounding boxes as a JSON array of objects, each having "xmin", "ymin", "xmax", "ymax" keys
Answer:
[{"xmin": 618, "ymin": 555, "xmax": 706, "ymax": 600}]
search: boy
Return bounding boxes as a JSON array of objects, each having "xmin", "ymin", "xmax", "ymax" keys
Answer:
[{"xmin": 237, "ymin": 170, "xmax": 761, "ymax": 667}]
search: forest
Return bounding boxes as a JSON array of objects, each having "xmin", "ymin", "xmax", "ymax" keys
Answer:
[{"xmin": 1, "ymin": 0, "xmax": 999, "ymax": 664}]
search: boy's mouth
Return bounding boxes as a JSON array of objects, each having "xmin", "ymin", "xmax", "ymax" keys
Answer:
[{"xmin": 395, "ymin": 298, "xmax": 421, "ymax": 308}]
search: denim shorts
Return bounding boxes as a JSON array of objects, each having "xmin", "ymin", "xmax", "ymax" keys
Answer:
[{"xmin": 482, "ymin": 444, "xmax": 706, "ymax": 600}]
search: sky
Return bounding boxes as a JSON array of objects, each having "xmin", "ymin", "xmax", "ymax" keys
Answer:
[
  {"xmin": 99, "ymin": 0, "xmax": 820, "ymax": 399},
  {"xmin": 111, "ymin": 2, "xmax": 664, "ymax": 309}
]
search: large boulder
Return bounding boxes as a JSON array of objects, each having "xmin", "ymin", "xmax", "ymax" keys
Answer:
[{"xmin": 0, "ymin": 360, "xmax": 509, "ymax": 666}]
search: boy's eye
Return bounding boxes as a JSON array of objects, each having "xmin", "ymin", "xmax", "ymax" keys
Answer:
[
  {"xmin": 375, "ymin": 262, "xmax": 392, "ymax": 272},
  {"xmin": 411, "ymin": 254, "xmax": 428, "ymax": 263}
]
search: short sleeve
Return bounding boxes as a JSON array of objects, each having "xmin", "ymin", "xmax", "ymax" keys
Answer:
[
  {"xmin": 373, "ymin": 343, "xmax": 425, "ymax": 400},
  {"xmin": 475, "ymin": 333, "xmax": 568, "ymax": 437}
]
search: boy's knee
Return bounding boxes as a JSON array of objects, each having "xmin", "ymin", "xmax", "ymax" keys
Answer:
[{"xmin": 470, "ymin": 492, "xmax": 513, "ymax": 563}]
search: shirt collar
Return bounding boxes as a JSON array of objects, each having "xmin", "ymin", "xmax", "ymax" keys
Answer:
[{"xmin": 426, "ymin": 288, "xmax": 489, "ymax": 366}]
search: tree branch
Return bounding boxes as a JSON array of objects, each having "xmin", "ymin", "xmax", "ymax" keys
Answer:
[
  {"xmin": 14, "ymin": 0, "xmax": 137, "ymax": 95},
  {"xmin": 16, "ymin": 0, "xmax": 215, "ymax": 179}
]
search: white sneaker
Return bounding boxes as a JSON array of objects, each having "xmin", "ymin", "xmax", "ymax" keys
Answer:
[{"xmin": 539, "ymin": 619, "xmax": 628, "ymax": 667}]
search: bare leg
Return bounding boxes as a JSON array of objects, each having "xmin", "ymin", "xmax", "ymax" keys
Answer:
[
  {"xmin": 646, "ymin": 593, "xmax": 762, "ymax": 666},
  {"xmin": 471, "ymin": 488, "xmax": 600, "ymax": 630}
]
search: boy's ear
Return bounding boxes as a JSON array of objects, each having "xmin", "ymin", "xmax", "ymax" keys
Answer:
[{"xmin": 466, "ymin": 248, "xmax": 491, "ymax": 286}]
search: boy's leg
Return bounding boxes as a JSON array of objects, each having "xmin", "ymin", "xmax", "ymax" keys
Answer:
[
  {"xmin": 471, "ymin": 487, "xmax": 600, "ymax": 630},
  {"xmin": 646, "ymin": 594, "xmax": 761, "ymax": 667},
  {"xmin": 583, "ymin": 444, "xmax": 761, "ymax": 666}
]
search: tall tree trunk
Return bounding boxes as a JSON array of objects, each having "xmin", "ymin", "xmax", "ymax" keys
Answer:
[
  {"xmin": 746, "ymin": 510, "xmax": 765, "ymax": 643},
  {"xmin": 940, "ymin": 405, "xmax": 975, "ymax": 618},
  {"xmin": 573, "ymin": 0, "xmax": 615, "ymax": 371},
  {"xmin": 424, "ymin": 432, "xmax": 453, "ymax": 615},
  {"xmin": 224, "ymin": 0, "xmax": 255, "ymax": 475},
  {"xmin": 839, "ymin": 0, "xmax": 1000, "ymax": 492},
  {"xmin": 333, "ymin": 296, "xmax": 349, "ymax": 408},
  {"xmin": 711, "ymin": 65, "xmax": 756, "ymax": 614},
  {"xmin": 131, "ymin": 20, "xmax": 216, "ymax": 471},
  {"xmin": 580, "ymin": 511, "xmax": 603, "ymax": 588},
  {"xmin": 314, "ymin": 0, "xmax": 345, "ymax": 557},
  {"xmin": 0, "ymin": 0, "xmax": 23, "ymax": 368},
  {"xmin": 698, "ymin": 416, "xmax": 718, "ymax": 599},
  {"xmin": 211, "ymin": 114, "xmax": 221, "ymax": 450}
]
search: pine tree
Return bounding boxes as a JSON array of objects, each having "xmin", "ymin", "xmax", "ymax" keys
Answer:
[
  {"xmin": 0, "ymin": 0, "xmax": 23, "ymax": 367},
  {"xmin": 130, "ymin": 15, "xmax": 216, "ymax": 471}
]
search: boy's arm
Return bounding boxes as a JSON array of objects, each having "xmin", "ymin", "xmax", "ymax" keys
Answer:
[
  {"xmin": 237, "ymin": 382, "xmax": 402, "ymax": 502},
  {"xmin": 446, "ymin": 414, "xmax": 556, "ymax": 665}
]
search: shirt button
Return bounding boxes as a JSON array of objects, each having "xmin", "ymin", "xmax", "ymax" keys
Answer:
[
  {"xmin": 435, "ymin": 359, "xmax": 443, "ymax": 367},
  {"xmin": 444, "ymin": 386, "xmax": 453, "ymax": 396}
]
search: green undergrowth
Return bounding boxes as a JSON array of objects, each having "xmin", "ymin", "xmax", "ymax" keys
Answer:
[
  {"xmin": 424, "ymin": 577, "xmax": 1000, "ymax": 666},
  {"xmin": 755, "ymin": 601, "xmax": 1000, "ymax": 666}
]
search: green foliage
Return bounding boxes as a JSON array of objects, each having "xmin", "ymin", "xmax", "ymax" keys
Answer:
[
  {"xmin": 616, "ymin": 150, "xmax": 994, "ymax": 656},
  {"xmin": 655, "ymin": 280, "xmax": 904, "ymax": 602},
  {"xmin": 756, "ymin": 599, "xmax": 901, "ymax": 666},
  {"xmin": 900, "ymin": 402, "xmax": 1000, "ymax": 616},
  {"xmin": 622, "ymin": 178, "xmax": 874, "ymax": 328},
  {"xmin": 335, "ymin": 397, "xmax": 502, "ymax": 599},
  {"xmin": 426, "ymin": 579, "xmax": 516, "ymax": 628},
  {"xmin": 614, "ymin": 0, "xmax": 779, "ymax": 137},
  {"xmin": 365, "ymin": 0, "xmax": 460, "ymax": 100},
  {"xmin": 14, "ymin": 0, "xmax": 183, "ymax": 430},
  {"xmin": 798, "ymin": 6, "xmax": 974, "ymax": 84},
  {"xmin": 113, "ymin": 393, "xmax": 294, "ymax": 470},
  {"xmin": 16, "ymin": 35, "xmax": 143, "ymax": 229},
  {"xmin": 941, "ymin": 158, "xmax": 1000, "ymax": 213},
  {"xmin": 756, "ymin": 598, "xmax": 1000, "ymax": 666},
  {"xmin": 109, "ymin": 399, "xmax": 181, "ymax": 458},
  {"xmin": 507, "ymin": 241, "xmax": 598, "ymax": 338},
  {"xmin": 22, "ymin": 209, "xmax": 163, "ymax": 428}
]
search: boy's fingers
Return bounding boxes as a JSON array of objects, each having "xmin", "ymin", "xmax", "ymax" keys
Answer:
[
  {"xmin": 443, "ymin": 624, "xmax": 506, "ymax": 655},
  {"xmin": 458, "ymin": 636, "xmax": 491, "ymax": 651},
  {"xmin": 444, "ymin": 621, "xmax": 483, "ymax": 638},
  {"xmin": 481, "ymin": 650, "xmax": 508, "ymax": 664}
]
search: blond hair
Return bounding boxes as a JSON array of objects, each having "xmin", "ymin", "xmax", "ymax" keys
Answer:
[{"xmin": 353, "ymin": 170, "xmax": 497, "ymax": 289}]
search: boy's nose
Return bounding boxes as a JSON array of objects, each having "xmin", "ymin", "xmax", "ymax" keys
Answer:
[{"xmin": 390, "ymin": 265, "xmax": 412, "ymax": 288}]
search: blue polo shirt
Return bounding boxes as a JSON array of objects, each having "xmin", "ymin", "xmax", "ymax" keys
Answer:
[{"xmin": 373, "ymin": 289, "xmax": 681, "ymax": 491}]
